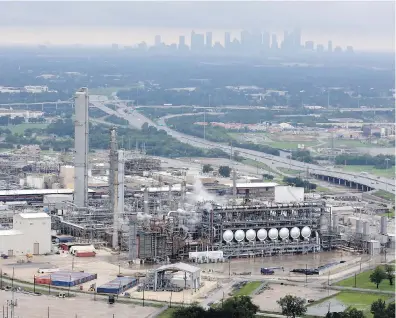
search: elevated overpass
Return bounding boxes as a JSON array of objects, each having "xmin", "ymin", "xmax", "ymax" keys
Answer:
[{"xmin": 91, "ymin": 101, "xmax": 395, "ymax": 194}]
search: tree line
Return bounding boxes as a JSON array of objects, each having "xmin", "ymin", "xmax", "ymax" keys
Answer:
[{"xmin": 335, "ymin": 154, "xmax": 395, "ymax": 169}]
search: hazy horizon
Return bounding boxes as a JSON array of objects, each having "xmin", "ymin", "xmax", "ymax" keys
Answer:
[{"xmin": 0, "ymin": 1, "xmax": 394, "ymax": 52}]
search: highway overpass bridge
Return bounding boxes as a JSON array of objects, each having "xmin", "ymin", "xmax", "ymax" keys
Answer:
[{"xmin": 90, "ymin": 101, "xmax": 395, "ymax": 194}]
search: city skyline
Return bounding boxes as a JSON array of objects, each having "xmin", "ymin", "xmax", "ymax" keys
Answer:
[{"xmin": 0, "ymin": 1, "xmax": 393, "ymax": 52}]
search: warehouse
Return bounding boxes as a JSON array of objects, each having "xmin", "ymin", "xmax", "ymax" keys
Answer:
[
  {"xmin": 97, "ymin": 277, "xmax": 138, "ymax": 294},
  {"xmin": 35, "ymin": 271, "xmax": 97, "ymax": 287},
  {"xmin": 0, "ymin": 212, "xmax": 51, "ymax": 256}
]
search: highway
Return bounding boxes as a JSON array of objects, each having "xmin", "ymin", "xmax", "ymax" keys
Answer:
[{"xmin": 90, "ymin": 100, "xmax": 395, "ymax": 194}]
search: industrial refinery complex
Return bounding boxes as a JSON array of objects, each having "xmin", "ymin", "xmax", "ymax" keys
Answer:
[{"xmin": 0, "ymin": 88, "xmax": 394, "ymax": 316}]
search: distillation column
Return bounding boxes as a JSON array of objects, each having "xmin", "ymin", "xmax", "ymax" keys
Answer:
[
  {"xmin": 74, "ymin": 88, "xmax": 89, "ymax": 208},
  {"xmin": 110, "ymin": 128, "xmax": 119, "ymax": 249}
]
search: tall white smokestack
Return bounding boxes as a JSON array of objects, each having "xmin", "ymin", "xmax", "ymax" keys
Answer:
[{"xmin": 74, "ymin": 87, "xmax": 89, "ymax": 208}]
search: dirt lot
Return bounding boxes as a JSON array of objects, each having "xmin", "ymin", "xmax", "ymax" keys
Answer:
[
  {"xmin": 0, "ymin": 290, "xmax": 158, "ymax": 318},
  {"xmin": 252, "ymin": 284, "xmax": 338, "ymax": 312}
]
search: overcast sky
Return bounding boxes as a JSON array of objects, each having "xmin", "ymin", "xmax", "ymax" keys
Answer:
[{"xmin": 0, "ymin": 1, "xmax": 394, "ymax": 51}]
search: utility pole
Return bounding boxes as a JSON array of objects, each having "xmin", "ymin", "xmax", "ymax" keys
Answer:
[
  {"xmin": 354, "ymin": 273, "xmax": 357, "ymax": 288},
  {"xmin": 228, "ymin": 257, "xmax": 231, "ymax": 276}
]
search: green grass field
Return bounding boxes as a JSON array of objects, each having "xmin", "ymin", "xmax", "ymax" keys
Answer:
[
  {"xmin": 157, "ymin": 308, "xmax": 177, "ymax": 318},
  {"xmin": 335, "ymin": 268, "xmax": 395, "ymax": 291},
  {"xmin": 327, "ymin": 139, "xmax": 392, "ymax": 149},
  {"xmin": 234, "ymin": 281, "xmax": 262, "ymax": 296},
  {"xmin": 373, "ymin": 190, "xmax": 395, "ymax": 203},
  {"xmin": 7, "ymin": 123, "xmax": 48, "ymax": 134},
  {"xmin": 339, "ymin": 165, "xmax": 395, "ymax": 178},
  {"xmin": 241, "ymin": 158, "xmax": 279, "ymax": 176},
  {"xmin": 278, "ymin": 167, "xmax": 303, "ymax": 175},
  {"xmin": 335, "ymin": 292, "xmax": 391, "ymax": 316}
]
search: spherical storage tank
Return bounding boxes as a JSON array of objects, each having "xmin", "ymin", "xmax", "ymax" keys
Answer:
[
  {"xmin": 223, "ymin": 230, "xmax": 233, "ymax": 242},
  {"xmin": 234, "ymin": 230, "xmax": 245, "ymax": 242},
  {"xmin": 290, "ymin": 227, "xmax": 300, "ymax": 239},
  {"xmin": 301, "ymin": 226, "xmax": 311, "ymax": 239},
  {"xmin": 246, "ymin": 229, "xmax": 256, "ymax": 241},
  {"xmin": 257, "ymin": 229, "xmax": 267, "ymax": 241},
  {"xmin": 268, "ymin": 228, "xmax": 278, "ymax": 240},
  {"xmin": 279, "ymin": 228, "xmax": 289, "ymax": 240}
]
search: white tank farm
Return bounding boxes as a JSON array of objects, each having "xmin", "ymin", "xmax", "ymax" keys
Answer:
[
  {"xmin": 234, "ymin": 229, "xmax": 245, "ymax": 242},
  {"xmin": 257, "ymin": 229, "xmax": 267, "ymax": 241},
  {"xmin": 268, "ymin": 228, "xmax": 278, "ymax": 240},
  {"xmin": 290, "ymin": 227, "xmax": 301, "ymax": 239},
  {"xmin": 279, "ymin": 227, "xmax": 289, "ymax": 240},
  {"xmin": 223, "ymin": 230, "xmax": 233, "ymax": 242},
  {"xmin": 246, "ymin": 229, "xmax": 256, "ymax": 241},
  {"xmin": 301, "ymin": 226, "xmax": 311, "ymax": 238}
]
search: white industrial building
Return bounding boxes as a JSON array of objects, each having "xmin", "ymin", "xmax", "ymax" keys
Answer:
[{"xmin": 0, "ymin": 212, "xmax": 51, "ymax": 256}]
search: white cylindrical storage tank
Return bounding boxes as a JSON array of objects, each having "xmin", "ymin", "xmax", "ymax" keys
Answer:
[
  {"xmin": 301, "ymin": 226, "xmax": 311, "ymax": 239},
  {"xmin": 356, "ymin": 219, "xmax": 363, "ymax": 234},
  {"xmin": 363, "ymin": 222, "xmax": 369, "ymax": 236},
  {"xmin": 380, "ymin": 216, "xmax": 387, "ymax": 235},
  {"xmin": 268, "ymin": 228, "xmax": 278, "ymax": 240},
  {"xmin": 234, "ymin": 230, "xmax": 245, "ymax": 242},
  {"xmin": 279, "ymin": 227, "xmax": 289, "ymax": 240},
  {"xmin": 223, "ymin": 230, "xmax": 233, "ymax": 243},
  {"xmin": 246, "ymin": 229, "xmax": 256, "ymax": 241},
  {"xmin": 257, "ymin": 229, "xmax": 267, "ymax": 241},
  {"xmin": 290, "ymin": 227, "xmax": 300, "ymax": 239}
]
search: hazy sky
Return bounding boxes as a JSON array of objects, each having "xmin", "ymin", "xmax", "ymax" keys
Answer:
[{"xmin": 0, "ymin": 1, "xmax": 394, "ymax": 51}]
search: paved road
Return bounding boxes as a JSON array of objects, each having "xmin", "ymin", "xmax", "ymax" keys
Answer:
[{"xmin": 90, "ymin": 101, "xmax": 395, "ymax": 193}]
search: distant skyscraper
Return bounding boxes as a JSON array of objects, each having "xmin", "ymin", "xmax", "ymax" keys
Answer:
[
  {"xmin": 282, "ymin": 30, "xmax": 289, "ymax": 50},
  {"xmin": 191, "ymin": 31, "xmax": 205, "ymax": 51},
  {"xmin": 305, "ymin": 41, "xmax": 314, "ymax": 50},
  {"xmin": 271, "ymin": 34, "xmax": 278, "ymax": 50},
  {"xmin": 224, "ymin": 32, "xmax": 231, "ymax": 49},
  {"xmin": 206, "ymin": 32, "xmax": 213, "ymax": 49},
  {"xmin": 328, "ymin": 40, "xmax": 333, "ymax": 53},
  {"xmin": 179, "ymin": 35, "xmax": 185, "ymax": 47},
  {"xmin": 111, "ymin": 43, "xmax": 118, "ymax": 50},
  {"xmin": 293, "ymin": 28, "xmax": 301, "ymax": 49},
  {"xmin": 334, "ymin": 46, "xmax": 343, "ymax": 53},
  {"xmin": 346, "ymin": 46, "xmax": 354, "ymax": 53},
  {"xmin": 155, "ymin": 35, "xmax": 161, "ymax": 47},
  {"xmin": 317, "ymin": 44, "xmax": 325, "ymax": 52}
]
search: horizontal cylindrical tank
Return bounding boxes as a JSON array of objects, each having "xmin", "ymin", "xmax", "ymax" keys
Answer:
[
  {"xmin": 279, "ymin": 228, "xmax": 289, "ymax": 240},
  {"xmin": 223, "ymin": 230, "xmax": 233, "ymax": 242},
  {"xmin": 290, "ymin": 227, "xmax": 300, "ymax": 239},
  {"xmin": 257, "ymin": 229, "xmax": 267, "ymax": 241},
  {"xmin": 234, "ymin": 230, "xmax": 245, "ymax": 242},
  {"xmin": 268, "ymin": 228, "xmax": 278, "ymax": 240},
  {"xmin": 246, "ymin": 229, "xmax": 256, "ymax": 241},
  {"xmin": 301, "ymin": 226, "xmax": 311, "ymax": 238}
]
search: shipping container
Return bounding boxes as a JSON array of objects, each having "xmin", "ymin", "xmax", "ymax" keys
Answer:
[
  {"xmin": 97, "ymin": 277, "xmax": 138, "ymax": 295},
  {"xmin": 76, "ymin": 251, "xmax": 96, "ymax": 257},
  {"xmin": 35, "ymin": 271, "xmax": 97, "ymax": 287}
]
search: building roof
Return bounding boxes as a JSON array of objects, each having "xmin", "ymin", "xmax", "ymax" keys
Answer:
[
  {"xmin": 0, "ymin": 229, "xmax": 23, "ymax": 236},
  {"xmin": 18, "ymin": 212, "xmax": 50, "ymax": 219},
  {"xmin": 235, "ymin": 182, "xmax": 278, "ymax": 188},
  {"xmin": 0, "ymin": 189, "xmax": 95, "ymax": 196},
  {"xmin": 155, "ymin": 262, "xmax": 200, "ymax": 274}
]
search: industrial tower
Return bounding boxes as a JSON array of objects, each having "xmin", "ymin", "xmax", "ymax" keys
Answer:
[{"xmin": 74, "ymin": 88, "xmax": 89, "ymax": 208}]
